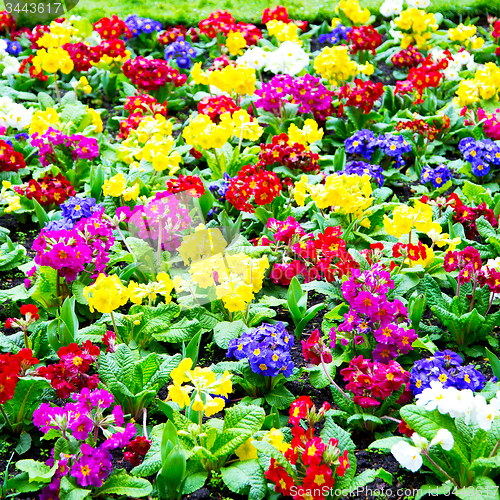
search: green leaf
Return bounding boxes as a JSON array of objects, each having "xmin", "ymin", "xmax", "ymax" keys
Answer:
[
  {"xmin": 252, "ymin": 440, "xmax": 293, "ymax": 476},
  {"xmin": 213, "ymin": 320, "xmax": 246, "ymax": 349},
  {"xmin": 59, "ymin": 477, "xmax": 91, "ymax": 500},
  {"xmin": 456, "ymin": 476, "xmax": 500, "ymax": 500},
  {"xmin": 94, "ymin": 470, "xmax": 152, "ymax": 497},
  {"xmin": 369, "ymin": 437, "xmax": 407, "ymax": 452},
  {"xmin": 15, "ymin": 432, "xmax": 32, "ymax": 455},
  {"xmin": 222, "ymin": 459, "xmax": 266, "ymax": 500},
  {"xmin": 131, "ymin": 424, "xmax": 165, "ymax": 477},
  {"xmin": 486, "ymin": 348, "xmax": 500, "ymax": 379},
  {"xmin": 264, "ymin": 385, "xmax": 295, "ymax": 410},
  {"xmin": 212, "ymin": 405, "xmax": 265, "ymax": 458},
  {"xmin": 16, "ymin": 459, "xmax": 56, "ymax": 483}
]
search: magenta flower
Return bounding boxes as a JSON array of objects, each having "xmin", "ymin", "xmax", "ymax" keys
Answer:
[
  {"xmin": 373, "ymin": 344, "xmax": 399, "ymax": 363},
  {"xmin": 354, "ymin": 290, "xmax": 378, "ymax": 315},
  {"xmin": 70, "ymin": 415, "xmax": 93, "ymax": 440}
]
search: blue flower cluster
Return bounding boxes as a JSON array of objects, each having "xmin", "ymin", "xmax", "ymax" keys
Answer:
[
  {"xmin": 318, "ymin": 24, "xmax": 351, "ymax": 45},
  {"xmin": 421, "ymin": 163, "xmax": 452, "ymax": 188},
  {"xmin": 45, "ymin": 197, "xmax": 102, "ymax": 230},
  {"xmin": 3, "ymin": 39, "xmax": 21, "ymax": 56},
  {"xmin": 459, "ymin": 137, "xmax": 500, "ymax": 178},
  {"xmin": 125, "ymin": 15, "xmax": 162, "ymax": 37},
  {"xmin": 164, "ymin": 37, "xmax": 197, "ymax": 69},
  {"xmin": 227, "ymin": 322, "xmax": 294, "ymax": 378},
  {"xmin": 339, "ymin": 160, "xmax": 384, "ymax": 187},
  {"xmin": 345, "ymin": 129, "xmax": 412, "ymax": 167},
  {"xmin": 409, "ymin": 349, "xmax": 486, "ymax": 395}
]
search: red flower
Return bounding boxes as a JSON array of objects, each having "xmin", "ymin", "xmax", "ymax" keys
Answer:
[
  {"xmin": 398, "ymin": 419, "xmax": 415, "ymax": 438},
  {"xmin": 122, "ymin": 57, "xmax": 187, "ymax": 91},
  {"xmin": 124, "ymin": 436, "xmax": 152, "ymax": 466},
  {"xmin": 302, "ymin": 437, "xmax": 327, "ymax": 466},
  {"xmin": 0, "ymin": 140, "xmax": 26, "ymax": 172},
  {"xmin": 302, "ymin": 464, "xmax": 334, "ymax": 498},
  {"xmin": 20, "ymin": 304, "xmax": 39, "ymax": 320},
  {"xmin": 336, "ymin": 449, "xmax": 350, "ymax": 477},
  {"xmin": 289, "ymin": 396, "xmax": 313, "ymax": 425},
  {"xmin": 347, "ymin": 25, "xmax": 382, "ymax": 54},
  {"xmin": 302, "ymin": 329, "xmax": 332, "ymax": 366},
  {"xmin": 265, "ymin": 459, "xmax": 294, "ymax": 496},
  {"xmin": 102, "ymin": 331, "xmax": 116, "ymax": 353},
  {"xmin": 165, "ymin": 175, "xmax": 206, "ymax": 198}
]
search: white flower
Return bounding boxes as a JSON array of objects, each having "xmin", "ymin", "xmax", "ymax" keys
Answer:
[
  {"xmin": 0, "ymin": 55, "xmax": 21, "ymax": 77},
  {"xmin": 430, "ymin": 429, "xmax": 454, "ymax": 451},
  {"xmin": 474, "ymin": 403, "xmax": 500, "ymax": 431},
  {"xmin": 237, "ymin": 46, "xmax": 269, "ymax": 71},
  {"xmin": 265, "ymin": 41, "xmax": 309, "ymax": 76},
  {"xmin": 453, "ymin": 51, "xmax": 472, "ymax": 67},
  {"xmin": 0, "ymin": 39, "xmax": 8, "ymax": 56},
  {"xmin": 411, "ymin": 433, "xmax": 429, "ymax": 449},
  {"xmin": 389, "ymin": 21, "xmax": 404, "ymax": 40},
  {"xmin": 380, "ymin": 0, "xmax": 404, "ymax": 16},
  {"xmin": 489, "ymin": 391, "xmax": 500, "ymax": 410},
  {"xmin": 416, "ymin": 381, "xmax": 456, "ymax": 414},
  {"xmin": 448, "ymin": 389, "xmax": 475, "ymax": 420},
  {"xmin": 407, "ymin": 0, "xmax": 430, "ymax": 7},
  {"xmin": 443, "ymin": 68, "xmax": 459, "ymax": 81},
  {"xmin": 391, "ymin": 441, "xmax": 423, "ymax": 472}
]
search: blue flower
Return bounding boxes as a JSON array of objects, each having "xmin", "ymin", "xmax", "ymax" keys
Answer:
[
  {"xmin": 345, "ymin": 130, "xmax": 377, "ymax": 160},
  {"xmin": 341, "ymin": 160, "xmax": 384, "ymax": 187},
  {"xmin": 45, "ymin": 218, "xmax": 75, "ymax": 231},
  {"xmin": 421, "ymin": 164, "xmax": 451, "ymax": 188},
  {"xmin": 125, "ymin": 15, "xmax": 161, "ymax": 37},
  {"xmin": 6, "ymin": 41, "xmax": 22, "ymax": 56},
  {"xmin": 454, "ymin": 365, "xmax": 486, "ymax": 391},
  {"xmin": 165, "ymin": 37, "xmax": 197, "ymax": 69},
  {"xmin": 61, "ymin": 197, "xmax": 101, "ymax": 223}
]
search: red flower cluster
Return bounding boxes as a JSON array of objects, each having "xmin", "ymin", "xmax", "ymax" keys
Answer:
[
  {"xmin": 226, "ymin": 164, "xmax": 282, "ymax": 213},
  {"xmin": 446, "ymin": 192, "xmax": 498, "ymax": 240},
  {"xmin": 302, "ymin": 329, "xmax": 333, "ymax": 365},
  {"xmin": 0, "ymin": 10, "xmax": 15, "ymax": 33},
  {"xmin": 395, "ymin": 119, "xmax": 442, "ymax": 142},
  {"xmin": 261, "ymin": 5, "xmax": 308, "ymax": 32},
  {"xmin": 0, "ymin": 349, "xmax": 38, "ymax": 404},
  {"xmin": 340, "ymin": 355, "xmax": 411, "ymax": 408},
  {"xmin": 198, "ymin": 10, "xmax": 262, "ymax": 46},
  {"xmin": 198, "ymin": 96, "xmax": 240, "ymax": 122},
  {"xmin": 395, "ymin": 52, "xmax": 452, "ymax": 104},
  {"xmin": 0, "ymin": 139, "xmax": 26, "ymax": 172},
  {"xmin": 392, "ymin": 46, "xmax": 424, "ymax": 68},
  {"xmin": 443, "ymin": 246, "xmax": 483, "ymax": 284},
  {"xmin": 119, "ymin": 93, "xmax": 168, "ymax": 139},
  {"xmin": 37, "ymin": 342, "xmax": 100, "ymax": 399},
  {"xmin": 122, "ymin": 56, "xmax": 187, "ymax": 91},
  {"xmin": 93, "ymin": 15, "xmax": 131, "ymax": 40},
  {"xmin": 337, "ymin": 79, "xmax": 384, "ymax": 114},
  {"xmin": 102, "ymin": 331, "xmax": 116, "ymax": 353},
  {"xmin": 347, "ymin": 25, "xmax": 382, "ymax": 54},
  {"xmin": 13, "ymin": 172, "xmax": 76, "ymax": 207},
  {"xmin": 265, "ymin": 219, "xmax": 358, "ymax": 285},
  {"xmin": 165, "ymin": 175, "xmax": 205, "ymax": 198},
  {"xmin": 266, "ymin": 396, "xmax": 348, "ymax": 500},
  {"xmin": 124, "ymin": 436, "xmax": 152, "ymax": 466},
  {"xmin": 158, "ymin": 25, "xmax": 186, "ymax": 45},
  {"xmin": 392, "ymin": 241, "xmax": 428, "ymax": 262},
  {"xmin": 258, "ymin": 133, "xmax": 320, "ymax": 173}
]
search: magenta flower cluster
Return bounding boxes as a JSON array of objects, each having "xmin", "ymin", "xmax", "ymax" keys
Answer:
[
  {"xmin": 332, "ymin": 263, "xmax": 417, "ymax": 363},
  {"xmin": 31, "ymin": 127, "xmax": 99, "ymax": 167},
  {"xmin": 33, "ymin": 209, "xmax": 115, "ymax": 281},
  {"xmin": 127, "ymin": 191, "xmax": 191, "ymax": 251},
  {"xmin": 254, "ymin": 74, "xmax": 334, "ymax": 122},
  {"xmin": 34, "ymin": 388, "xmax": 136, "ymax": 498}
]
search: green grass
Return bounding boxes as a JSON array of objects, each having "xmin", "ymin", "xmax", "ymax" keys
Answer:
[
  {"xmin": 1, "ymin": 0, "xmax": 499, "ymax": 28},
  {"xmin": 68, "ymin": 0, "xmax": 500, "ymax": 25}
]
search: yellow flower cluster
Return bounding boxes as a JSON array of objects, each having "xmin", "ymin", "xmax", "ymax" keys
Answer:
[
  {"xmin": 226, "ymin": 31, "xmax": 247, "ymax": 56},
  {"xmin": 168, "ymin": 358, "xmax": 232, "ymax": 417},
  {"xmin": 191, "ymin": 63, "xmax": 256, "ymax": 95},
  {"xmin": 313, "ymin": 46, "xmax": 374, "ymax": 86},
  {"xmin": 266, "ymin": 20, "xmax": 302, "ymax": 45},
  {"xmin": 393, "ymin": 8, "xmax": 438, "ymax": 49},
  {"xmin": 288, "ymin": 119, "xmax": 323, "ymax": 146},
  {"xmin": 455, "ymin": 63, "xmax": 500, "ymax": 107},
  {"xmin": 74, "ymin": 76, "xmax": 92, "ymax": 94},
  {"xmin": 183, "ymin": 109, "xmax": 263, "ymax": 151},
  {"xmin": 294, "ymin": 174, "xmax": 373, "ymax": 222},
  {"xmin": 174, "ymin": 252, "xmax": 269, "ymax": 312},
  {"xmin": 336, "ymin": 0, "xmax": 371, "ymax": 25},
  {"xmin": 36, "ymin": 21, "xmax": 75, "ymax": 49},
  {"xmin": 0, "ymin": 181, "xmax": 21, "ymax": 213},
  {"xmin": 87, "ymin": 107, "xmax": 103, "ymax": 133},
  {"xmin": 235, "ymin": 428, "xmax": 290, "ymax": 460},
  {"xmin": 32, "ymin": 48, "xmax": 74, "ymax": 75},
  {"xmin": 128, "ymin": 273, "xmax": 174, "ymax": 305},
  {"xmin": 102, "ymin": 173, "xmax": 140, "ymax": 201},
  {"xmin": 83, "ymin": 274, "xmax": 129, "ymax": 314},
  {"xmin": 178, "ymin": 227, "xmax": 228, "ymax": 266},
  {"xmin": 118, "ymin": 115, "xmax": 182, "ymax": 174},
  {"xmin": 383, "ymin": 199, "xmax": 435, "ymax": 238},
  {"xmin": 29, "ymin": 108, "xmax": 61, "ymax": 136},
  {"xmin": 448, "ymin": 24, "xmax": 484, "ymax": 49}
]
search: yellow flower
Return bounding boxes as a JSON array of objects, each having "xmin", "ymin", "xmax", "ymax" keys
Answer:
[
  {"xmin": 226, "ymin": 31, "xmax": 247, "ymax": 56},
  {"xmin": 87, "ymin": 107, "xmax": 103, "ymax": 133},
  {"xmin": 383, "ymin": 200, "xmax": 434, "ymax": 239},
  {"xmin": 191, "ymin": 62, "xmax": 210, "ymax": 85},
  {"xmin": 183, "ymin": 114, "xmax": 234, "ymax": 150},
  {"xmin": 204, "ymin": 397, "xmax": 225, "ymax": 416},
  {"xmin": 235, "ymin": 438, "xmax": 258, "ymax": 460},
  {"xmin": 393, "ymin": 8, "xmax": 438, "ymax": 49},
  {"xmin": 168, "ymin": 381, "xmax": 193, "ymax": 408},
  {"xmin": 288, "ymin": 119, "xmax": 323, "ymax": 146},
  {"xmin": 231, "ymin": 109, "xmax": 263, "ymax": 141},
  {"xmin": 314, "ymin": 46, "xmax": 366, "ymax": 85},
  {"xmin": 32, "ymin": 47, "xmax": 74, "ymax": 75},
  {"xmin": 83, "ymin": 274, "xmax": 129, "ymax": 314},
  {"xmin": 103, "ymin": 173, "xmax": 126, "ymax": 197},
  {"xmin": 170, "ymin": 358, "xmax": 193, "ymax": 384},
  {"xmin": 338, "ymin": 0, "xmax": 371, "ymax": 25},
  {"xmin": 266, "ymin": 20, "xmax": 301, "ymax": 45},
  {"xmin": 207, "ymin": 64, "xmax": 256, "ymax": 96},
  {"xmin": 29, "ymin": 108, "xmax": 60, "ymax": 136},
  {"xmin": 265, "ymin": 429, "xmax": 290, "ymax": 453}
]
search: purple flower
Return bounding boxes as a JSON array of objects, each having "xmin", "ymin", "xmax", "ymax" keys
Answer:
[
  {"xmin": 112, "ymin": 405, "xmax": 124, "ymax": 427},
  {"xmin": 354, "ymin": 290, "xmax": 378, "ymax": 315},
  {"xmin": 103, "ymin": 423, "xmax": 136, "ymax": 450},
  {"xmin": 373, "ymin": 344, "xmax": 399, "ymax": 363},
  {"xmin": 70, "ymin": 415, "xmax": 93, "ymax": 440},
  {"xmin": 89, "ymin": 389, "xmax": 114, "ymax": 409}
]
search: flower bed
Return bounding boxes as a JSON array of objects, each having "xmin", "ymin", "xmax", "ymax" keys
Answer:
[{"xmin": 1, "ymin": 1, "xmax": 500, "ymax": 499}]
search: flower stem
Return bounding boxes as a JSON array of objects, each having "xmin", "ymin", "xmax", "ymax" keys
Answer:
[
  {"xmin": 110, "ymin": 310, "xmax": 119, "ymax": 337},
  {"xmin": 421, "ymin": 449, "xmax": 459, "ymax": 487},
  {"xmin": 54, "ymin": 73, "xmax": 61, "ymax": 103},
  {"xmin": 320, "ymin": 353, "xmax": 348, "ymax": 398},
  {"xmin": 142, "ymin": 408, "xmax": 148, "ymax": 438},
  {"xmin": 22, "ymin": 327, "xmax": 29, "ymax": 350},
  {"xmin": 0, "ymin": 404, "xmax": 13, "ymax": 433}
]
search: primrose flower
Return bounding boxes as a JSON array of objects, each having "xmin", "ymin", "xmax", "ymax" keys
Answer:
[
  {"xmin": 288, "ymin": 119, "xmax": 323, "ymax": 146},
  {"xmin": 383, "ymin": 200, "xmax": 434, "ymax": 238},
  {"xmin": 83, "ymin": 274, "xmax": 129, "ymax": 314},
  {"xmin": 128, "ymin": 273, "xmax": 174, "ymax": 305},
  {"xmin": 167, "ymin": 358, "xmax": 232, "ymax": 416}
]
